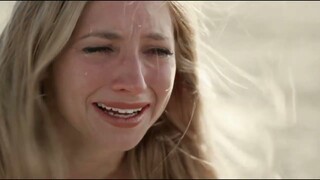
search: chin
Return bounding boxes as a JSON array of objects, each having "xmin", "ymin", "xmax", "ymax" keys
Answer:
[
  {"xmin": 94, "ymin": 132, "xmax": 146, "ymax": 152},
  {"xmin": 88, "ymin": 113, "xmax": 154, "ymax": 152}
]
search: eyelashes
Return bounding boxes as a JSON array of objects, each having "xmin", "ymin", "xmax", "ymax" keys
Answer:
[
  {"xmin": 82, "ymin": 46, "xmax": 114, "ymax": 54},
  {"xmin": 144, "ymin": 48, "xmax": 174, "ymax": 58},
  {"xmin": 82, "ymin": 46, "xmax": 174, "ymax": 58}
]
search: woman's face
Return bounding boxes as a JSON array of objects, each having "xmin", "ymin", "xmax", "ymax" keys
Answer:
[{"xmin": 51, "ymin": 1, "xmax": 176, "ymax": 151}]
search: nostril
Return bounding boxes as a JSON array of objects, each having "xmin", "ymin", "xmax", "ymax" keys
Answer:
[{"xmin": 111, "ymin": 75, "xmax": 147, "ymax": 94}]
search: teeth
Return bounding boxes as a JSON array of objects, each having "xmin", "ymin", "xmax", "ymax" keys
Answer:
[
  {"xmin": 96, "ymin": 103, "xmax": 143, "ymax": 114},
  {"xmin": 97, "ymin": 103, "xmax": 108, "ymax": 110},
  {"xmin": 107, "ymin": 112, "xmax": 138, "ymax": 118}
]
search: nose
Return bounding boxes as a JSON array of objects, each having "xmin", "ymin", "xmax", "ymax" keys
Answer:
[{"xmin": 111, "ymin": 54, "xmax": 147, "ymax": 94}]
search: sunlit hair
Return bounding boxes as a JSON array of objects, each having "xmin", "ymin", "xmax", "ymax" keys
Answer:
[{"xmin": 0, "ymin": 1, "xmax": 216, "ymax": 178}]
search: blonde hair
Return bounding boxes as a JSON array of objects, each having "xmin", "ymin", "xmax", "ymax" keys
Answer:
[{"xmin": 0, "ymin": 1, "xmax": 216, "ymax": 178}]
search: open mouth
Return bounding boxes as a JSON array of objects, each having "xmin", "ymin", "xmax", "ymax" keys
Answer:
[{"xmin": 93, "ymin": 102, "xmax": 149, "ymax": 119}]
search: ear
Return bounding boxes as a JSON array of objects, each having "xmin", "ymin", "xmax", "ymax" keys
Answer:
[
  {"xmin": 40, "ymin": 73, "xmax": 49, "ymax": 97},
  {"xmin": 39, "ymin": 65, "xmax": 53, "ymax": 98},
  {"xmin": 165, "ymin": 72, "xmax": 198, "ymax": 133}
]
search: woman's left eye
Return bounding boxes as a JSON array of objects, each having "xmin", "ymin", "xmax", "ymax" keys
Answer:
[{"xmin": 144, "ymin": 48, "xmax": 174, "ymax": 58}]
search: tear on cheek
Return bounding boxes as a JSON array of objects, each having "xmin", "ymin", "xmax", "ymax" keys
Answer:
[{"xmin": 164, "ymin": 87, "xmax": 171, "ymax": 92}]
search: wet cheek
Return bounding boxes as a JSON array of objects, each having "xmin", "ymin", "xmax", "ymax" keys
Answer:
[
  {"xmin": 73, "ymin": 68, "xmax": 109, "ymax": 95},
  {"xmin": 147, "ymin": 63, "xmax": 176, "ymax": 98},
  {"xmin": 54, "ymin": 58, "xmax": 107, "ymax": 98}
]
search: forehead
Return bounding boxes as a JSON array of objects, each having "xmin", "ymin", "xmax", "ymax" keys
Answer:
[{"xmin": 74, "ymin": 1, "xmax": 173, "ymax": 38}]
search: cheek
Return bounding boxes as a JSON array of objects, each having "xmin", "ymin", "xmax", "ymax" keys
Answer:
[
  {"xmin": 51, "ymin": 54, "xmax": 107, "ymax": 118},
  {"xmin": 146, "ymin": 59, "xmax": 176, "ymax": 107},
  {"xmin": 53, "ymin": 54, "xmax": 107, "ymax": 96}
]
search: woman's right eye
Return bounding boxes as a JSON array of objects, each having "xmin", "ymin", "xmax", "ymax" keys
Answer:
[{"xmin": 82, "ymin": 46, "xmax": 114, "ymax": 54}]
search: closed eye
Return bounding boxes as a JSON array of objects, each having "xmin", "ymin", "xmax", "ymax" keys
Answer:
[
  {"xmin": 144, "ymin": 48, "xmax": 174, "ymax": 58},
  {"xmin": 82, "ymin": 46, "xmax": 114, "ymax": 54}
]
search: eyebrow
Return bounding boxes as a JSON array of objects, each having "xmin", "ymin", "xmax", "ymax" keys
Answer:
[
  {"xmin": 144, "ymin": 33, "xmax": 169, "ymax": 41},
  {"xmin": 80, "ymin": 31, "xmax": 123, "ymax": 40},
  {"xmin": 79, "ymin": 31, "xmax": 169, "ymax": 41}
]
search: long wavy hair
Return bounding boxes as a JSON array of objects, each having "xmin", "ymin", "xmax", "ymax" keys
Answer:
[{"xmin": 0, "ymin": 1, "xmax": 216, "ymax": 178}]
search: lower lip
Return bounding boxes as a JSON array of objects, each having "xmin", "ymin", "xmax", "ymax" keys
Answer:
[{"xmin": 93, "ymin": 104, "xmax": 149, "ymax": 128}]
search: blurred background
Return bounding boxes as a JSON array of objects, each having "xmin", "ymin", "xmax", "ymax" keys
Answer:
[{"xmin": 1, "ymin": 1, "xmax": 319, "ymax": 178}]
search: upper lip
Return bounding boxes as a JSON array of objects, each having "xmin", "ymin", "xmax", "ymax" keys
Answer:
[{"xmin": 93, "ymin": 101, "xmax": 150, "ymax": 109}]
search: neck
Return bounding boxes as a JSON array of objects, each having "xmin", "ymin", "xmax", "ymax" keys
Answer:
[{"xmin": 66, "ymin": 145, "xmax": 127, "ymax": 179}]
